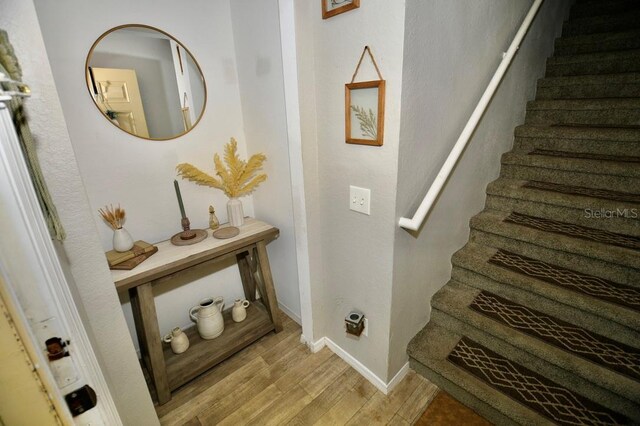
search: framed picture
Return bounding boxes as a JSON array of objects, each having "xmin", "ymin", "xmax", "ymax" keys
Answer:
[
  {"xmin": 345, "ymin": 80, "xmax": 385, "ymax": 146},
  {"xmin": 322, "ymin": 0, "xmax": 360, "ymax": 19}
]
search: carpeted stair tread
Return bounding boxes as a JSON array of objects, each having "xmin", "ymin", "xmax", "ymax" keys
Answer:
[
  {"xmin": 525, "ymin": 98, "xmax": 640, "ymax": 126},
  {"xmin": 469, "ymin": 209, "xmax": 640, "ymax": 271},
  {"xmin": 562, "ymin": 10, "xmax": 640, "ymax": 36},
  {"xmin": 488, "ymin": 249, "xmax": 640, "ymax": 313},
  {"xmin": 500, "ymin": 151, "xmax": 640, "ymax": 192},
  {"xmin": 523, "ymin": 180, "xmax": 640, "ymax": 203},
  {"xmin": 555, "ymin": 29, "xmax": 640, "ymax": 56},
  {"xmin": 448, "ymin": 337, "xmax": 633, "ymax": 425},
  {"xmin": 451, "ymin": 243, "xmax": 640, "ymax": 330},
  {"xmin": 451, "ymin": 245, "xmax": 640, "ymax": 345},
  {"xmin": 545, "ymin": 49, "xmax": 640, "ymax": 76},
  {"xmin": 485, "ymin": 178, "xmax": 640, "ymax": 238},
  {"xmin": 431, "ymin": 281, "xmax": 640, "ymax": 398},
  {"xmin": 432, "ymin": 280, "xmax": 640, "ymax": 384},
  {"xmin": 408, "ymin": 323, "xmax": 634, "ymax": 425},
  {"xmin": 569, "ymin": 0, "xmax": 640, "ymax": 19},
  {"xmin": 504, "ymin": 212, "xmax": 640, "ymax": 251},
  {"xmin": 514, "ymin": 125, "xmax": 640, "ymax": 157},
  {"xmin": 528, "ymin": 148, "xmax": 640, "ymax": 163},
  {"xmin": 408, "ymin": 324, "xmax": 560, "ymax": 425},
  {"xmin": 536, "ymin": 73, "xmax": 640, "ymax": 99}
]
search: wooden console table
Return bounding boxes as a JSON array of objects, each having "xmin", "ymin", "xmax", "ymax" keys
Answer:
[{"xmin": 112, "ymin": 218, "xmax": 282, "ymax": 404}]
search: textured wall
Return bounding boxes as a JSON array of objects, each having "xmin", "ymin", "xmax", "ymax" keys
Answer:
[
  {"xmin": 389, "ymin": 0, "xmax": 573, "ymax": 378},
  {"xmin": 1, "ymin": 0, "xmax": 158, "ymax": 423},
  {"xmin": 294, "ymin": 0, "xmax": 406, "ymax": 381},
  {"xmin": 230, "ymin": 0, "xmax": 301, "ymax": 321}
]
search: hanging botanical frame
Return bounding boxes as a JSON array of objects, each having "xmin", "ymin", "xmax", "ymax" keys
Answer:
[
  {"xmin": 322, "ymin": 0, "xmax": 360, "ymax": 19},
  {"xmin": 345, "ymin": 46, "xmax": 385, "ymax": 146}
]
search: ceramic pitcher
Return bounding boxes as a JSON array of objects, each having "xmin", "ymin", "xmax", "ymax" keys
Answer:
[
  {"xmin": 163, "ymin": 327, "xmax": 189, "ymax": 354},
  {"xmin": 190, "ymin": 297, "xmax": 225, "ymax": 339},
  {"xmin": 232, "ymin": 299, "xmax": 250, "ymax": 323}
]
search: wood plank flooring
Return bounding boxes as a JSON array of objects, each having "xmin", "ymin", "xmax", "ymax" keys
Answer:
[{"xmin": 156, "ymin": 313, "xmax": 439, "ymax": 425}]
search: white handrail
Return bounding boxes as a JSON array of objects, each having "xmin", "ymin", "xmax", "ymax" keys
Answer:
[{"xmin": 399, "ymin": 0, "xmax": 544, "ymax": 231}]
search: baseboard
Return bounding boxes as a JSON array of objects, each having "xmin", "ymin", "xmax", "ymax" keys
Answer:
[
  {"xmin": 301, "ymin": 335, "xmax": 327, "ymax": 353},
  {"xmin": 386, "ymin": 361, "xmax": 410, "ymax": 393},
  {"xmin": 278, "ymin": 302, "xmax": 301, "ymax": 325},
  {"xmin": 304, "ymin": 336, "xmax": 410, "ymax": 395}
]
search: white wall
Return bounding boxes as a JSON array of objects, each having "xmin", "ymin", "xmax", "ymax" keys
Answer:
[
  {"xmin": 294, "ymin": 0, "xmax": 406, "ymax": 382},
  {"xmin": 33, "ymin": 0, "xmax": 256, "ymax": 352},
  {"xmin": 389, "ymin": 0, "xmax": 573, "ymax": 377},
  {"xmin": 229, "ymin": 0, "xmax": 301, "ymax": 322},
  {"xmin": 0, "ymin": 0, "xmax": 158, "ymax": 423}
]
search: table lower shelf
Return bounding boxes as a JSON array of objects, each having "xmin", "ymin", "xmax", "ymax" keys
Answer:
[{"xmin": 163, "ymin": 303, "xmax": 275, "ymax": 391}]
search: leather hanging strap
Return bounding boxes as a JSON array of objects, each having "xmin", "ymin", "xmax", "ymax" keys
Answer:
[{"xmin": 351, "ymin": 45, "xmax": 383, "ymax": 83}]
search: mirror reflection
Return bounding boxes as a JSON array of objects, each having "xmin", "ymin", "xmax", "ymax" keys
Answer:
[{"xmin": 86, "ymin": 25, "xmax": 206, "ymax": 140}]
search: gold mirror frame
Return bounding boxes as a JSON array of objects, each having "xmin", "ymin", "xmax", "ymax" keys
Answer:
[{"xmin": 85, "ymin": 24, "xmax": 207, "ymax": 141}]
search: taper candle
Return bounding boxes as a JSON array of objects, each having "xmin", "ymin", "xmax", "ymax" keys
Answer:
[{"xmin": 174, "ymin": 180, "xmax": 187, "ymax": 219}]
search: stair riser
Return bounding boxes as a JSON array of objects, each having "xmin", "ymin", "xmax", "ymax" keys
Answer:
[
  {"xmin": 525, "ymin": 108, "xmax": 640, "ymax": 126},
  {"xmin": 407, "ymin": 360, "xmax": 519, "ymax": 426},
  {"xmin": 555, "ymin": 35, "xmax": 640, "ymax": 56},
  {"xmin": 485, "ymin": 194, "xmax": 640, "ymax": 238},
  {"xmin": 430, "ymin": 308, "xmax": 640, "ymax": 408},
  {"xmin": 468, "ymin": 228, "xmax": 640, "ymax": 286},
  {"xmin": 562, "ymin": 14, "xmax": 640, "ymax": 36},
  {"xmin": 536, "ymin": 83, "xmax": 640, "ymax": 100},
  {"xmin": 500, "ymin": 164, "xmax": 640, "ymax": 193},
  {"xmin": 515, "ymin": 136, "xmax": 640, "ymax": 157},
  {"xmin": 570, "ymin": 0, "xmax": 640, "ymax": 19},
  {"xmin": 546, "ymin": 58, "xmax": 640, "ymax": 77}
]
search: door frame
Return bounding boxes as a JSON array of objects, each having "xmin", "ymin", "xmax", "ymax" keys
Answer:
[{"xmin": 0, "ymin": 99, "xmax": 122, "ymax": 424}]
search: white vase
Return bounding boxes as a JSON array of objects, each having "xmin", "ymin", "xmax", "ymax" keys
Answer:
[
  {"xmin": 163, "ymin": 327, "xmax": 190, "ymax": 354},
  {"xmin": 227, "ymin": 197, "xmax": 244, "ymax": 227},
  {"xmin": 113, "ymin": 227, "xmax": 134, "ymax": 252}
]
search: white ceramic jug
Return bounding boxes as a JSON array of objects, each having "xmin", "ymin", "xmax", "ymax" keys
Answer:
[
  {"xmin": 232, "ymin": 299, "xmax": 250, "ymax": 323},
  {"xmin": 163, "ymin": 327, "xmax": 189, "ymax": 354},
  {"xmin": 190, "ymin": 297, "xmax": 225, "ymax": 339}
]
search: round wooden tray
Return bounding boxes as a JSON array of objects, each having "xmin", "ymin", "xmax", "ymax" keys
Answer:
[
  {"xmin": 170, "ymin": 229, "xmax": 208, "ymax": 246},
  {"xmin": 212, "ymin": 226, "xmax": 240, "ymax": 239}
]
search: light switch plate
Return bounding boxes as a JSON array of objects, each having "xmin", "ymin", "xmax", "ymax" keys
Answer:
[{"xmin": 349, "ymin": 186, "xmax": 370, "ymax": 215}]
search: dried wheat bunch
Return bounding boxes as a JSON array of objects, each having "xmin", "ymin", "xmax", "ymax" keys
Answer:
[
  {"xmin": 98, "ymin": 204, "xmax": 126, "ymax": 230},
  {"xmin": 176, "ymin": 138, "xmax": 267, "ymax": 198}
]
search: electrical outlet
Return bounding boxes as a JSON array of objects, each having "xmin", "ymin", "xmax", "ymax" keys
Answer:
[
  {"xmin": 362, "ymin": 318, "xmax": 368, "ymax": 337},
  {"xmin": 349, "ymin": 185, "xmax": 371, "ymax": 215}
]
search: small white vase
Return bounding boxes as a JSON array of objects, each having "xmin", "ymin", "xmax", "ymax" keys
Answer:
[
  {"xmin": 113, "ymin": 227, "xmax": 134, "ymax": 252},
  {"xmin": 227, "ymin": 197, "xmax": 244, "ymax": 227},
  {"xmin": 163, "ymin": 327, "xmax": 190, "ymax": 354}
]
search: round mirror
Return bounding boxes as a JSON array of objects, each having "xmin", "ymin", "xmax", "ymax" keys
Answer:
[{"xmin": 85, "ymin": 24, "xmax": 206, "ymax": 140}]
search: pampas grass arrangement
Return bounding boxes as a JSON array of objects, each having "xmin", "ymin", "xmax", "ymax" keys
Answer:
[
  {"xmin": 176, "ymin": 138, "xmax": 267, "ymax": 198},
  {"xmin": 99, "ymin": 204, "xmax": 126, "ymax": 230}
]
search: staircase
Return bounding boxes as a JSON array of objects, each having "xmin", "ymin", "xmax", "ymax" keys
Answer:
[{"xmin": 407, "ymin": 0, "xmax": 640, "ymax": 424}]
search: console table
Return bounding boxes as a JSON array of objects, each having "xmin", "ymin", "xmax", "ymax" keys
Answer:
[{"xmin": 112, "ymin": 218, "xmax": 282, "ymax": 404}]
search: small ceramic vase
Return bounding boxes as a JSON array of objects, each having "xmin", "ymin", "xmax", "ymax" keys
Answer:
[
  {"xmin": 190, "ymin": 297, "xmax": 225, "ymax": 339},
  {"xmin": 209, "ymin": 205, "xmax": 219, "ymax": 230},
  {"xmin": 232, "ymin": 299, "xmax": 250, "ymax": 323},
  {"xmin": 163, "ymin": 327, "xmax": 189, "ymax": 354},
  {"xmin": 227, "ymin": 197, "xmax": 244, "ymax": 227},
  {"xmin": 113, "ymin": 227, "xmax": 134, "ymax": 252}
]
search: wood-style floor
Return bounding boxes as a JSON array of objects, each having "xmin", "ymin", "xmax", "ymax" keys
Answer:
[{"xmin": 156, "ymin": 313, "xmax": 440, "ymax": 425}]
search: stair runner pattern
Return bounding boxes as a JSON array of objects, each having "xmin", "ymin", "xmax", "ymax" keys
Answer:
[{"xmin": 408, "ymin": 0, "xmax": 640, "ymax": 424}]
